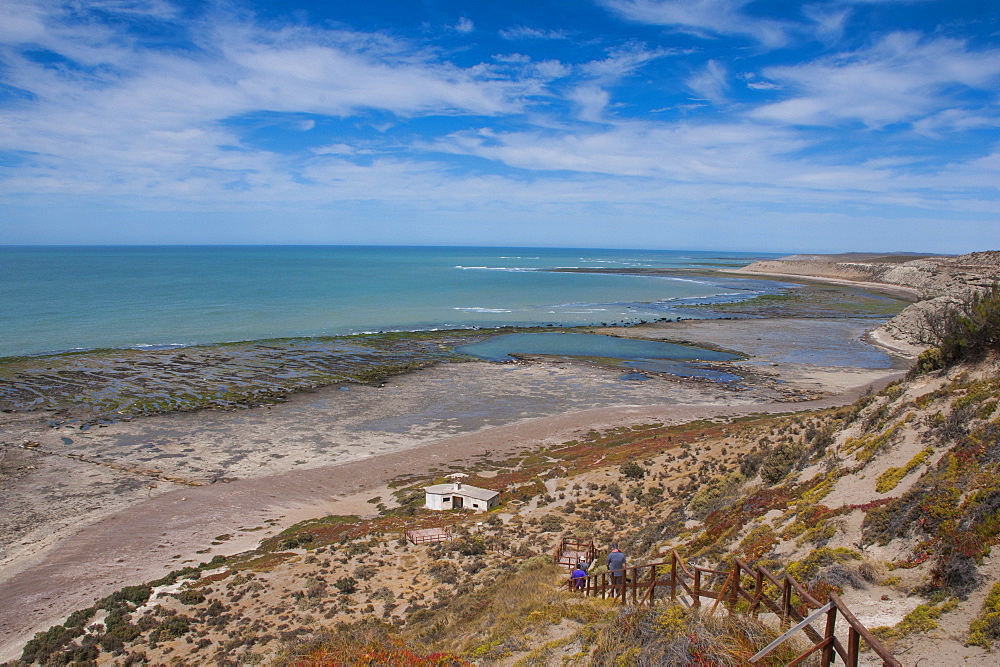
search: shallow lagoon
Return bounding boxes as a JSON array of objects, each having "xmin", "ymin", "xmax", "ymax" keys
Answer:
[{"xmin": 454, "ymin": 332, "xmax": 741, "ymax": 381}]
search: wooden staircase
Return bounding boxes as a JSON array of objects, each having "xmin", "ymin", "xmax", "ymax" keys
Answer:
[
  {"xmin": 553, "ymin": 536, "xmax": 596, "ymax": 569},
  {"xmin": 567, "ymin": 550, "xmax": 900, "ymax": 666}
]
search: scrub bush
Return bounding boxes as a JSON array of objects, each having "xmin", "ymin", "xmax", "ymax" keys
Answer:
[
  {"xmin": 620, "ymin": 461, "xmax": 646, "ymax": 480},
  {"xmin": 759, "ymin": 441, "xmax": 805, "ymax": 484},
  {"xmin": 334, "ymin": 577, "xmax": 358, "ymax": 594},
  {"xmin": 968, "ymin": 581, "xmax": 1000, "ymax": 648},
  {"xmin": 915, "ymin": 285, "xmax": 1000, "ymax": 372}
]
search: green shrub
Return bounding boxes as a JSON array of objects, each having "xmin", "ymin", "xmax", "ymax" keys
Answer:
[
  {"xmin": 620, "ymin": 461, "xmax": 646, "ymax": 480},
  {"xmin": 873, "ymin": 599, "xmax": 959, "ymax": 641},
  {"xmin": 687, "ymin": 472, "xmax": 746, "ymax": 519},
  {"xmin": 968, "ymin": 581, "xmax": 1000, "ymax": 648},
  {"xmin": 917, "ymin": 285, "xmax": 1000, "ymax": 372},
  {"xmin": 760, "ymin": 441, "xmax": 805, "ymax": 484},
  {"xmin": 335, "ymin": 576, "xmax": 359, "ymax": 594},
  {"xmin": 353, "ymin": 564, "xmax": 379, "ymax": 580},
  {"xmin": 427, "ymin": 562, "xmax": 459, "ymax": 584},
  {"xmin": 19, "ymin": 625, "xmax": 83, "ymax": 664},
  {"xmin": 875, "ymin": 447, "xmax": 934, "ymax": 493},
  {"xmin": 176, "ymin": 589, "xmax": 206, "ymax": 605}
]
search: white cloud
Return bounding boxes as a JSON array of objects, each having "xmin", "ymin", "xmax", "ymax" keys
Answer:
[
  {"xmin": 534, "ymin": 59, "xmax": 571, "ymax": 79},
  {"xmin": 581, "ymin": 41, "xmax": 675, "ymax": 82},
  {"xmin": 454, "ymin": 17, "xmax": 474, "ymax": 33},
  {"xmin": 0, "ymin": 1, "xmax": 47, "ymax": 42},
  {"xmin": 601, "ymin": 0, "xmax": 793, "ymax": 48},
  {"xmin": 802, "ymin": 4, "xmax": 851, "ymax": 43},
  {"xmin": 686, "ymin": 60, "xmax": 729, "ymax": 103},
  {"xmin": 311, "ymin": 143, "xmax": 366, "ymax": 155},
  {"xmin": 70, "ymin": 0, "xmax": 179, "ymax": 18},
  {"xmin": 569, "ymin": 86, "xmax": 611, "ymax": 122},
  {"xmin": 430, "ymin": 120, "xmax": 808, "ymax": 179},
  {"xmin": 499, "ymin": 26, "xmax": 569, "ymax": 40},
  {"xmin": 751, "ymin": 33, "xmax": 1000, "ymax": 128},
  {"xmin": 0, "ymin": 2, "xmax": 562, "ymax": 207},
  {"xmin": 911, "ymin": 109, "xmax": 1000, "ymax": 137},
  {"xmin": 741, "ymin": 72, "xmax": 779, "ymax": 90}
]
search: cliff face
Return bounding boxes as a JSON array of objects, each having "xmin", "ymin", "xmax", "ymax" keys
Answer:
[
  {"xmin": 737, "ymin": 251, "xmax": 1000, "ymax": 300},
  {"xmin": 736, "ymin": 251, "xmax": 1000, "ymax": 355}
]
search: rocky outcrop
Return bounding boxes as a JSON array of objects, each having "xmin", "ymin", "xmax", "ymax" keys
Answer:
[
  {"xmin": 737, "ymin": 251, "xmax": 1000, "ymax": 300},
  {"xmin": 737, "ymin": 251, "xmax": 1000, "ymax": 355}
]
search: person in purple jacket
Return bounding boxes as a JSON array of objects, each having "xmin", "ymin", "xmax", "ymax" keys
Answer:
[
  {"xmin": 607, "ymin": 547, "xmax": 626, "ymax": 594},
  {"xmin": 571, "ymin": 565, "xmax": 588, "ymax": 590}
]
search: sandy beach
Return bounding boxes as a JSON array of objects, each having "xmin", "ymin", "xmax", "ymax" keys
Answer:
[{"xmin": 0, "ymin": 315, "xmax": 908, "ymax": 661}]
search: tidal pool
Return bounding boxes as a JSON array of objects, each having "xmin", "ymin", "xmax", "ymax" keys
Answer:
[{"xmin": 454, "ymin": 333, "xmax": 741, "ymax": 381}]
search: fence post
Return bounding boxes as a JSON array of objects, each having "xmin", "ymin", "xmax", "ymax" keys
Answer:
[
  {"xmin": 781, "ymin": 577, "xmax": 792, "ymax": 629},
  {"xmin": 728, "ymin": 563, "xmax": 739, "ymax": 610},
  {"xmin": 752, "ymin": 569, "xmax": 763, "ymax": 615},
  {"xmin": 822, "ymin": 604, "xmax": 838, "ymax": 665},
  {"xmin": 670, "ymin": 555, "xmax": 677, "ymax": 601},
  {"xmin": 693, "ymin": 569, "xmax": 702, "ymax": 608},
  {"xmin": 847, "ymin": 626, "xmax": 860, "ymax": 666}
]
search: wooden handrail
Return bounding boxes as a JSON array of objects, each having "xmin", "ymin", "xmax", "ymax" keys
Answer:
[
  {"xmin": 565, "ymin": 549, "xmax": 898, "ymax": 666},
  {"xmin": 757, "ymin": 564, "xmax": 786, "ymax": 588},
  {"xmin": 830, "ymin": 592, "xmax": 901, "ymax": 667},
  {"xmin": 671, "ymin": 550, "xmax": 695, "ymax": 579},
  {"xmin": 787, "ymin": 574, "xmax": 824, "ymax": 609}
]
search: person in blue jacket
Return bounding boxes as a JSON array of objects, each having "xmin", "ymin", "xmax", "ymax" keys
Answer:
[
  {"xmin": 607, "ymin": 547, "xmax": 626, "ymax": 594},
  {"xmin": 571, "ymin": 564, "xmax": 588, "ymax": 590}
]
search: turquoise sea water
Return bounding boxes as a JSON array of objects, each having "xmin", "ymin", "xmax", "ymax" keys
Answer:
[{"xmin": 0, "ymin": 246, "xmax": 782, "ymax": 358}]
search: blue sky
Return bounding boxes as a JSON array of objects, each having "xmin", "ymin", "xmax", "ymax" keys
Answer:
[{"xmin": 0, "ymin": 0, "xmax": 997, "ymax": 252}]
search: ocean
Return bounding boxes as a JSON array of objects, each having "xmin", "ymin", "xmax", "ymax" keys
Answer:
[{"xmin": 0, "ymin": 246, "xmax": 783, "ymax": 358}]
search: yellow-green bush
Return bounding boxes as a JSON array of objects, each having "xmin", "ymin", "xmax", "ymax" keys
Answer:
[
  {"xmin": 968, "ymin": 581, "xmax": 1000, "ymax": 648},
  {"xmin": 875, "ymin": 447, "xmax": 935, "ymax": 493},
  {"xmin": 873, "ymin": 598, "xmax": 959, "ymax": 641}
]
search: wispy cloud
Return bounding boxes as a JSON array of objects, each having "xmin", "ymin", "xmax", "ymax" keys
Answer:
[
  {"xmin": 802, "ymin": 3, "xmax": 852, "ymax": 43},
  {"xmin": 600, "ymin": 0, "xmax": 794, "ymax": 48},
  {"xmin": 74, "ymin": 0, "xmax": 180, "ymax": 18},
  {"xmin": 499, "ymin": 25, "xmax": 569, "ymax": 40},
  {"xmin": 686, "ymin": 60, "xmax": 729, "ymax": 103},
  {"xmin": 581, "ymin": 41, "xmax": 676, "ymax": 81},
  {"xmin": 0, "ymin": 3, "xmax": 556, "ymax": 201},
  {"xmin": 751, "ymin": 32, "xmax": 1000, "ymax": 128}
]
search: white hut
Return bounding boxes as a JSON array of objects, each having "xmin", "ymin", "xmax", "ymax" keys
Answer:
[{"xmin": 423, "ymin": 480, "xmax": 499, "ymax": 512}]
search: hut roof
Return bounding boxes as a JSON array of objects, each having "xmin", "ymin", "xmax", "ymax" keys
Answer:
[{"xmin": 423, "ymin": 483, "xmax": 498, "ymax": 501}]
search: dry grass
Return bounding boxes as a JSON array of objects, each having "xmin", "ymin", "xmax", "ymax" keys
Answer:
[
  {"xmin": 403, "ymin": 557, "xmax": 607, "ymax": 660},
  {"xmin": 585, "ymin": 604, "xmax": 810, "ymax": 666}
]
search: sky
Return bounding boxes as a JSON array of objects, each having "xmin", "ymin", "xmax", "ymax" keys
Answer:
[{"xmin": 0, "ymin": 0, "xmax": 997, "ymax": 253}]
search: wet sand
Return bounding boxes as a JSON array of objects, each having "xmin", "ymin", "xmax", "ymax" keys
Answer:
[{"xmin": 0, "ymin": 317, "xmax": 908, "ymax": 661}]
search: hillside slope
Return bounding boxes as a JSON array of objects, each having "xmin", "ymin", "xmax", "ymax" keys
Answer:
[{"xmin": 9, "ymin": 347, "xmax": 999, "ymax": 665}]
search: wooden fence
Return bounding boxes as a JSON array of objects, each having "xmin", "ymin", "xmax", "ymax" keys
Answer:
[
  {"xmin": 553, "ymin": 536, "xmax": 596, "ymax": 569},
  {"xmin": 567, "ymin": 550, "xmax": 899, "ymax": 667},
  {"xmin": 404, "ymin": 527, "xmax": 450, "ymax": 545}
]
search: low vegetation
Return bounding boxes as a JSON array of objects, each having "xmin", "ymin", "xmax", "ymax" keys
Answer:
[{"xmin": 914, "ymin": 284, "xmax": 1000, "ymax": 373}]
